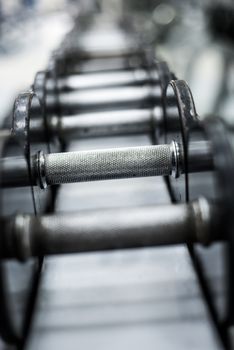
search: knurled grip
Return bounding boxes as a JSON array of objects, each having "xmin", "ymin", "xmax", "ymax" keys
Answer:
[{"xmin": 42, "ymin": 144, "xmax": 173, "ymax": 186}]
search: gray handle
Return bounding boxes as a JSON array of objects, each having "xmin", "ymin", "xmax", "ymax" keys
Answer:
[
  {"xmin": 1, "ymin": 143, "xmax": 180, "ymax": 188},
  {"xmin": 40, "ymin": 143, "xmax": 176, "ymax": 187},
  {"xmin": 4, "ymin": 199, "xmax": 213, "ymax": 260}
]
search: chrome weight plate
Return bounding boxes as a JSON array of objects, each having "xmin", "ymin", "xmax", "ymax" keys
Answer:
[
  {"xmin": 12, "ymin": 91, "xmax": 53, "ymax": 213},
  {"xmin": 164, "ymin": 79, "xmax": 200, "ymax": 202}
]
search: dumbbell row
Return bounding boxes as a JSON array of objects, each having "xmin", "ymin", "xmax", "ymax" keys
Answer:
[{"xmin": 1, "ymin": 198, "xmax": 217, "ymax": 261}]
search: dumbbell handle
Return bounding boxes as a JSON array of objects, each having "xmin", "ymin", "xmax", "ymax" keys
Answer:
[
  {"xmin": 2, "ymin": 198, "xmax": 216, "ymax": 261},
  {"xmin": 36, "ymin": 142, "xmax": 179, "ymax": 188},
  {"xmin": 1, "ymin": 141, "xmax": 213, "ymax": 188},
  {"xmin": 1, "ymin": 142, "xmax": 179, "ymax": 188}
]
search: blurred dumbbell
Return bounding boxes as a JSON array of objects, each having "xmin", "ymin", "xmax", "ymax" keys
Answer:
[
  {"xmin": 25, "ymin": 62, "xmax": 174, "ymax": 147},
  {"xmin": 0, "ymin": 197, "xmax": 219, "ymax": 261},
  {"xmin": 33, "ymin": 63, "xmax": 174, "ymax": 115}
]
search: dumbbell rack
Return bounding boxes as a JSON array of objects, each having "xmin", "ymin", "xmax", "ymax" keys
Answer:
[{"xmin": 0, "ymin": 14, "xmax": 233, "ymax": 350}]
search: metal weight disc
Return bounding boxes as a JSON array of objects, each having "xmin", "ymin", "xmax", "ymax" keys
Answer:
[
  {"xmin": 164, "ymin": 81, "xmax": 229, "ymax": 344},
  {"xmin": 33, "ymin": 71, "xmax": 52, "ymax": 148},
  {"xmin": 12, "ymin": 91, "xmax": 53, "ymax": 214},
  {"xmin": 0, "ymin": 130, "xmax": 42, "ymax": 344},
  {"xmin": 34, "ymin": 70, "xmax": 61, "ymax": 153},
  {"xmin": 152, "ymin": 61, "xmax": 174, "ymax": 144},
  {"xmin": 156, "ymin": 61, "xmax": 175, "ymax": 92},
  {"xmin": 207, "ymin": 119, "xmax": 234, "ymax": 327},
  {"xmin": 178, "ymin": 110, "xmax": 234, "ymax": 347},
  {"xmin": 33, "ymin": 71, "xmax": 47, "ymax": 107},
  {"xmin": 197, "ymin": 117, "xmax": 234, "ymax": 343},
  {"xmin": 164, "ymin": 82, "xmax": 230, "ymax": 345},
  {"xmin": 164, "ymin": 79, "xmax": 200, "ymax": 202}
]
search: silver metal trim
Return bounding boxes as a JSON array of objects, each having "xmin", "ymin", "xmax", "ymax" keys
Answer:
[
  {"xmin": 170, "ymin": 140, "xmax": 181, "ymax": 178},
  {"xmin": 37, "ymin": 150, "xmax": 47, "ymax": 189}
]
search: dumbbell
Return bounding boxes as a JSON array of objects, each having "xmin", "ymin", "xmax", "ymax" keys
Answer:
[
  {"xmin": 33, "ymin": 65, "xmax": 172, "ymax": 115},
  {"xmin": 29, "ymin": 108, "xmax": 164, "ymax": 142},
  {"xmin": 0, "ymin": 197, "xmax": 219, "ymax": 261},
  {"xmin": 26, "ymin": 62, "xmax": 174, "ymax": 146},
  {"xmin": 34, "ymin": 72, "xmax": 163, "ymax": 113},
  {"xmin": 1, "ymin": 137, "xmax": 212, "ymax": 189}
]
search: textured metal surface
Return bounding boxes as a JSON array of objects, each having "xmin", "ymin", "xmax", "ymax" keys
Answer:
[
  {"xmin": 44, "ymin": 144, "xmax": 172, "ymax": 185},
  {"xmin": 6, "ymin": 199, "xmax": 214, "ymax": 260}
]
